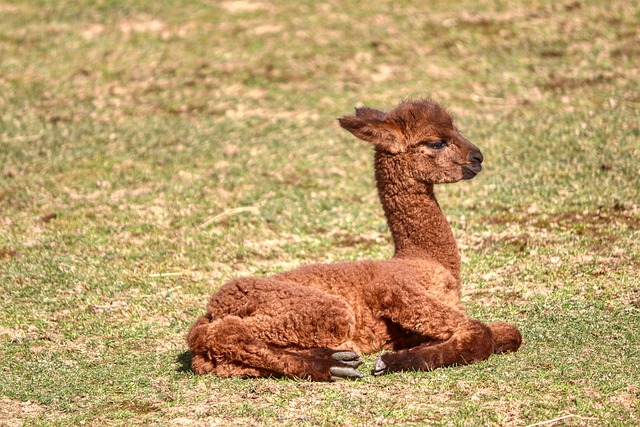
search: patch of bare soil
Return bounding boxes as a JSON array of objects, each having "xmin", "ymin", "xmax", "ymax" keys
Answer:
[
  {"xmin": 0, "ymin": 248, "xmax": 17, "ymax": 262},
  {"xmin": 0, "ymin": 398, "xmax": 46, "ymax": 427},
  {"xmin": 0, "ymin": 2, "xmax": 21, "ymax": 12},
  {"xmin": 461, "ymin": 204, "xmax": 640, "ymax": 306},
  {"xmin": 219, "ymin": 1, "xmax": 271, "ymax": 13},
  {"xmin": 542, "ymin": 71, "xmax": 618, "ymax": 91},
  {"xmin": 485, "ymin": 204, "xmax": 640, "ymax": 242}
]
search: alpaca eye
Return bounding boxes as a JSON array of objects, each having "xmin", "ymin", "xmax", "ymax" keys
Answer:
[{"xmin": 422, "ymin": 140, "xmax": 448, "ymax": 150}]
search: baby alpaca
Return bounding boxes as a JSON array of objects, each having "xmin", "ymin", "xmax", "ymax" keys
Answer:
[{"xmin": 188, "ymin": 99, "xmax": 522, "ymax": 381}]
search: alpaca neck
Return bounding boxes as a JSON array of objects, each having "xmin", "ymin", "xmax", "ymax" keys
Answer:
[{"xmin": 375, "ymin": 153, "xmax": 461, "ymax": 282}]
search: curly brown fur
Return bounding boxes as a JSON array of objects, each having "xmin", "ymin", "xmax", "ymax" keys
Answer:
[{"xmin": 187, "ymin": 99, "xmax": 522, "ymax": 381}]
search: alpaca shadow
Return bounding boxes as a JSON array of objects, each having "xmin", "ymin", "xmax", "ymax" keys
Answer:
[{"xmin": 176, "ymin": 351, "xmax": 194, "ymax": 373}]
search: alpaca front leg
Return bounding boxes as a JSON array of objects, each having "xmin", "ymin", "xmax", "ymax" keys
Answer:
[
  {"xmin": 372, "ymin": 319, "xmax": 495, "ymax": 375},
  {"xmin": 371, "ymin": 320, "xmax": 522, "ymax": 375},
  {"xmin": 366, "ymin": 283, "xmax": 499, "ymax": 375},
  {"xmin": 487, "ymin": 322, "xmax": 523, "ymax": 354}
]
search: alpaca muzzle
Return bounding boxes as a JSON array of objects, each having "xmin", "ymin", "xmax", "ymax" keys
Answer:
[
  {"xmin": 462, "ymin": 147, "xmax": 483, "ymax": 179},
  {"xmin": 462, "ymin": 161, "xmax": 482, "ymax": 179}
]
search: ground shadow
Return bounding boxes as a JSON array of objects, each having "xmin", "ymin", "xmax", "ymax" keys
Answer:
[{"xmin": 176, "ymin": 350, "xmax": 194, "ymax": 373}]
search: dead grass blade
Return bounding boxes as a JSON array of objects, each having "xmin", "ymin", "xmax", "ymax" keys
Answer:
[
  {"xmin": 199, "ymin": 205, "xmax": 261, "ymax": 228},
  {"xmin": 526, "ymin": 414, "xmax": 600, "ymax": 427}
]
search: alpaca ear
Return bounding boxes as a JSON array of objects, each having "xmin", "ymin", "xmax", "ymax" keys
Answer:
[
  {"xmin": 338, "ymin": 114, "xmax": 404, "ymax": 153},
  {"xmin": 354, "ymin": 107, "xmax": 386, "ymax": 121}
]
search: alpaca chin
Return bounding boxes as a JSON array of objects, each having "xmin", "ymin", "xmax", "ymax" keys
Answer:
[{"xmin": 462, "ymin": 164, "xmax": 482, "ymax": 180}]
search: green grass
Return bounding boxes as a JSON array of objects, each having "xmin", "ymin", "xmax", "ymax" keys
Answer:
[{"xmin": 1, "ymin": 0, "xmax": 639, "ymax": 425}]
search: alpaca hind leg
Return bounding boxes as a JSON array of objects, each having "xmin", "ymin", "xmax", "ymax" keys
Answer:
[
  {"xmin": 210, "ymin": 359, "xmax": 278, "ymax": 378},
  {"xmin": 207, "ymin": 278, "xmax": 362, "ymax": 352},
  {"xmin": 188, "ymin": 316, "xmax": 275, "ymax": 377},
  {"xmin": 188, "ymin": 279, "xmax": 364, "ymax": 381},
  {"xmin": 187, "ymin": 314, "xmax": 362, "ymax": 381},
  {"xmin": 287, "ymin": 347, "xmax": 364, "ymax": 381}
]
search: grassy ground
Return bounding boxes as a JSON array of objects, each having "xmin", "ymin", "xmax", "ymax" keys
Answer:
[{"xmin": 1, "ymin": 0, "xmax": 639, "ymax": 425}]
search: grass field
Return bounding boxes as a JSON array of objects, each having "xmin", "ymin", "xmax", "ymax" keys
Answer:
[{"xmin": 1, "ymin": 0, "xmax": 639, "ymax": 425}]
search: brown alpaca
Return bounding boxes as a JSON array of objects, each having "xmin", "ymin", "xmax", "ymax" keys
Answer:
[{"xmin": 187, "ymin": 99, "xmax": 522, "ymax": 381}]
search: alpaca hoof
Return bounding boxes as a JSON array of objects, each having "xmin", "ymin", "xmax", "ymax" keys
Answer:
[
  {"xmin": 372, "ymin": 355, "xmax": 387, "ymax": 376},
  {"xmin": 331, "ymin": 351, "xmax": 363, "ymax": 368},
  {"xmin": 329, "ymin": 366, "xmax": 364, "ymax": 381}
]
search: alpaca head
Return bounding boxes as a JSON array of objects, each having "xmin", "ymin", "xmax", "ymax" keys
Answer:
[{"xmin": 338, "ymin": 99, "xmax": 483, "ymax": 184}]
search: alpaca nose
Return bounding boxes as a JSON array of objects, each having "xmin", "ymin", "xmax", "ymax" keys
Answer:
[{"xmin": 470, "ymin": 149, "xmax": 483, "ymax": 165}]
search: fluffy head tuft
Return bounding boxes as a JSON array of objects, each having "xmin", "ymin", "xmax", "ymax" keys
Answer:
[{"xmin": 338, "ymin": 99, "xmax": 454, "ymax": 154}]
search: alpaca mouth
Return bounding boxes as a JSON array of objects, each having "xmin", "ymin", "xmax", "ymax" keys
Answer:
[{"xmin": 462, "ymin": 163, "xmax": 482, "ymax": 179}]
